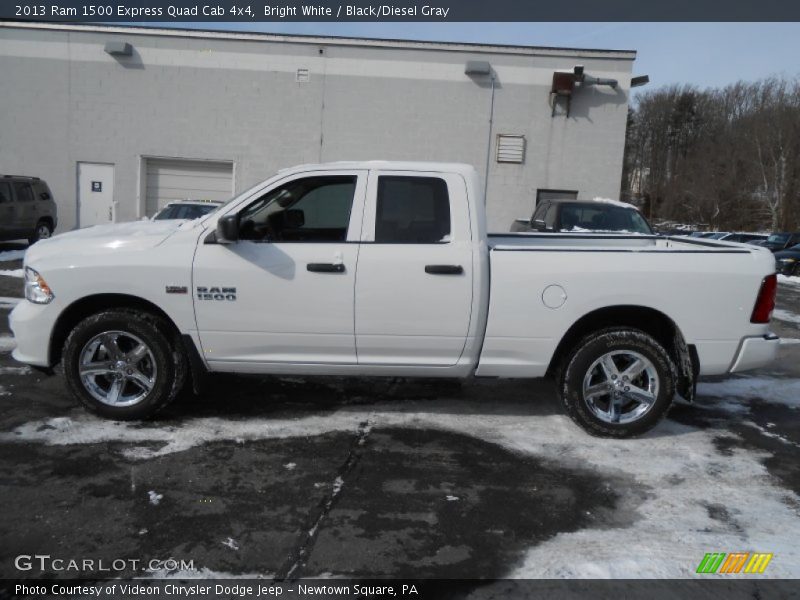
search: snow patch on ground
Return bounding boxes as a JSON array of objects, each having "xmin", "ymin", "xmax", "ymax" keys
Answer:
[
  {"xmin": 698, "ymin": 377, "xmax": 800, "ymax": 408},
  {"xmin": 773, "ymin": 309, "xmax": 800, "ymax": 325},
  {"xmin": 0, "ymin": 336, "xmax": 16, "ymax": 352},
  {"xmin": 0, "ymin": 249, "xmax": 25, "ymax": 262},
  {"xmin": 148, "ymin": 490, "xmax": 163, "ymax": 506},
  {"xmin": 779, "ymin": 338, "xmax": 800, "ymax": 345},
  {"xmin": 0, "ymin": 366, "xmax": 31, "ymax": 375},
  {"xmin": 0, "ymin": 268, "xmax": 24, "ymax": 278},
  {"xmin": 3, "ymin": 393, "xmax": 800, "ymax": 577},
  {"xmin": 778, "ymin": 274, "xmax": 800, "ymax": 289}
]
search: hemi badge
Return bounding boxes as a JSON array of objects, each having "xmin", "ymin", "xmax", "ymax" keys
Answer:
[{"xmin": 166, "ymin": 286, "xmax": 188, "ymax": 295}]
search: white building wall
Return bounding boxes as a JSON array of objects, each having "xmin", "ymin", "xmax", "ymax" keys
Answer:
[{"xmin": 0, "ymin": 23, "xmax": 635, "ymax": 232}]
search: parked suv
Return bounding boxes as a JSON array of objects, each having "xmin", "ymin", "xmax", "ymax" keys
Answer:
[
  {"xmin": 0, "ymin": 175, "xmax": 57, "ymax": 244},
  {"xmin": 511, "ymin": 198, "xmax": 653, "ymax": 234}
]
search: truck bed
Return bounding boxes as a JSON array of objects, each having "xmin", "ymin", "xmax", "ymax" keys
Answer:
[{"xmin": 477, "ymin": 233, "xmax": 776, "ymax": 379}]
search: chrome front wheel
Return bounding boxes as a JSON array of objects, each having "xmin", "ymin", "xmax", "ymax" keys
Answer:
[{"xmin": 79, "ymin": 331, "xmax": 158, "ymax": 407}]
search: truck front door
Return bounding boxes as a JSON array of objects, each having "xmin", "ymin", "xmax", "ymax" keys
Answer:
[
  {"xmin": 355, "ymin": 171, "xmax": 474, "ymax": 366},
  {"xmin": 192, "ymin": 170, "xmax": 367, "ymax": 366}
]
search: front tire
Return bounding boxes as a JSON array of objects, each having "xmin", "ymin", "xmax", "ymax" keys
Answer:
[
  {"xmin": 63, "ymin": 309, "xmax": 186, "ymax": 420},
  {"xmin": 29, "ymin": 220, "xmax": 53, "ymax": 244},
  {"xmin": 558, "ymin": 328, "xmax": 676, "ymax": 438}
]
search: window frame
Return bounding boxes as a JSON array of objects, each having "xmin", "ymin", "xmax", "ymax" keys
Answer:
[
  {"xmin": 361, "ymin": 171, "xmax": 466, "ymax": 245},
  {"xmin": 0, "ymin": 182, "xmax": 12, "ymax": 204},
  {"xmin": 227, "ymin": 170, "xmax": 368, "ymax": 244}
]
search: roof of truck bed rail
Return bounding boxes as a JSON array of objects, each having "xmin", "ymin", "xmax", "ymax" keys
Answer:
[{"xmin": 278, "ymin": 161, "xmax": 478, "ymax": 175}]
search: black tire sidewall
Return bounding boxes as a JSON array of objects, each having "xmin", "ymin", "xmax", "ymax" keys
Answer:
[
  {"xmin": 29, "ymin": 221, "xmax": 52, "ymax": 244},
  {"xmin": 63, "ymin": 310, "xmax": 176, "ymax": 420},
  {"xmin": 561, "ymin": 328, "xmax": 675, "ymax": 438}
]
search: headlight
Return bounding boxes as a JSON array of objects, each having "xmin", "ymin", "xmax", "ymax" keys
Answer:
[{"xmin": 24, "ymin": 267, "xmax": 54, "ymax": 304}]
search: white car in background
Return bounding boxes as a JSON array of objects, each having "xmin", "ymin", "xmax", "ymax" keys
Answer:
[{"xmin": 152, "ymin": 200, "xmax": 223, "ymax": 221}]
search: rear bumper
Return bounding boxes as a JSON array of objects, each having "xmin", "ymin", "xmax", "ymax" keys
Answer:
[{"xmin": 728, "ymin": 333, "xmax": 780, "ymax": 373}]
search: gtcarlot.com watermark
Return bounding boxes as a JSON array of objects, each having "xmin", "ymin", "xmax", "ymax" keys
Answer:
[{"xmin": 15, "ymin": 554, "xmax": 195, "ymax": 574}]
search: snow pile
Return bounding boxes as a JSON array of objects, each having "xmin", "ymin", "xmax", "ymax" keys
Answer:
[
  {"xmin": 591, "ymin": 197, "xmax": 637, "ymax": 210},
  {"xmin": 0, "ymin": 249, "xmax": 25, "ymax": 262},
  {"xmin": 0, "ymin": 269, "xmax": 24, "ymax": 278},
  {"xmin": 0, "ymin": 336, "xmax": 16, "ymax": 352},
  {"xmin": 221, "ymin": 537, "xmax": 239, "ymax": 551},
  {"xmin": 778, "ymin": 274, "xmax": 800, "ymax": 289}
]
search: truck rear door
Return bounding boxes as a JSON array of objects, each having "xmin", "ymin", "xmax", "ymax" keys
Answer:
[{"xmin": 354, "ymin": 171, "xmax": 473, "ymax": 366}]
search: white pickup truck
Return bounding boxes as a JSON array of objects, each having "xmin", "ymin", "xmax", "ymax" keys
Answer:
[{"xmin": 10, "ymin": 162, "xmax": 780, "ymax": 437}]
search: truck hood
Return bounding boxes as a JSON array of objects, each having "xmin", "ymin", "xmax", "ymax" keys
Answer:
[{"xmin": 25, "ymin": 220, "xmax": 188, "ymax": 265}]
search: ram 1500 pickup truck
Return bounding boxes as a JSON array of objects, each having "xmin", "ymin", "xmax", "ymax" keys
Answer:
[{"xmin": 9, "ymin": 162, "xmax": 780, "ymax": 437}]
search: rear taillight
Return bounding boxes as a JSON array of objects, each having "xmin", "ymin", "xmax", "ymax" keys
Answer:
[{"xmin": 751, "ymin": 274, "xmax": 778, "ymax": 324}]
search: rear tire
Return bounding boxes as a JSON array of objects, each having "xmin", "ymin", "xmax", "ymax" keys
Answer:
[
  {"xmin": 557, "ymin": 327, "xmax": 676, "ymax": 438},
  {"xmin": 29, "ymin": 220, "xmax": 52, "ymax": 244},
  {"xmin": 63, "ymin": 309, "xmax": 186, "ymax": 420}
]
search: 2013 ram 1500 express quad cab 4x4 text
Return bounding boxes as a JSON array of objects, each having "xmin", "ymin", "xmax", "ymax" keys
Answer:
[{"xmin": 9, "ymin": 162, "xmax": 780, "ymax": 437}]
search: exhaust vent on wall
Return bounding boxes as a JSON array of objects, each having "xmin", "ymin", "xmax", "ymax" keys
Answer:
[{"xmin": 496, "ymin": 134, "xmax": 525, "ymax": 164}]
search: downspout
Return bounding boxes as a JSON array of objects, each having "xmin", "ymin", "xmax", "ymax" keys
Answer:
[{"xmin": 483, "ymin": 73, "xmax": 496, "ymax": 204}]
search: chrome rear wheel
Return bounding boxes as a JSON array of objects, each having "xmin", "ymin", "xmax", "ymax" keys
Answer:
[{"xmin": 582, "ymin": 350, "xmax": 659, "ymax": 425}]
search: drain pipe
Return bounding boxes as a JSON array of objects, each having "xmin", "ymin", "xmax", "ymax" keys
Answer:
[
  {"xmin": 483, "ymin": 72, "xmax": 496, "ymax": 204},
  {"xmin": 465, "ymin": 61, "xmax": 496, "ymax": 204}
]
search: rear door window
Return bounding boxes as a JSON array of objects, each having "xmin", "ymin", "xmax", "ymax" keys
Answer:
[
  {"xmin": 375, "ymin": 176, "xmax": 451, "ymax": 244},
  {"xmin": 13, "ymin": 182, "xmax": 34, "ymax": 203}
]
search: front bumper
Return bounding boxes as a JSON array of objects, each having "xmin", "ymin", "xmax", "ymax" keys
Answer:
[
  {"xmin": 728, "ymin": 333, "xmax": 780, "ymax": 373},
  {"xmin": 8, "ymin": 300, "xmax": 57, "ymax": 367}
]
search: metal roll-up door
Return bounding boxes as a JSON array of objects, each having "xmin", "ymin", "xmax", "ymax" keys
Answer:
[{"xmin": 145, "ymin": 158, "xmax": 233, "ymax": 216}]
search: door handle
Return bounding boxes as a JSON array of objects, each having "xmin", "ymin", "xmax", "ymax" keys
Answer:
[
  {"xmin": 307, "ymin": 263, "xmax": 346, "ymax": 273},
  {"xmin": 425, "ymin": 264, "xmax": 463, "ymax": 275}
]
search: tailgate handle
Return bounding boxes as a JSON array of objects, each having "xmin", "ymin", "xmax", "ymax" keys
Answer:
[
  {"xmin": 307, "ymin": 263, "xmax": 345, "ymax": 273},
  {"xmin": 425, "ymin": 264, "xmax": 463, "ymax": 275}
]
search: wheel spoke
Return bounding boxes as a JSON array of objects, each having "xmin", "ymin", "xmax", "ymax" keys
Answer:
[
  {"xmin": 79, "ymin": 361, "xmax": 114, "ymax": 376},
  {"xmin": 599, "ymin": 355, "xmax": 619, "ymax": 380},
  {"xmin": 126, "ymin": 369, "xmax": 154, "ymax": 392},
  {"xmin": 621, "ymin": 358, "xmax": 646, "ymax": 380},
  {"xmin": 107, "ymin": 378, "xmax": 124, "ymax": 404},
  {"xmin": 608, "ymin": 398, "xmax": 622, "ymax": 423},
  {"xmin": 584, "ymin": 382, "xmax": 611, "ymax": 401},
  {"xmin": 126, "ymin": 343, "xmax": 148, "ymax": 364},
  {"xmin": 101, "ymin": 334, "xmax": 123, "ymax": 360},
  {"xmin": 624, "ymin": 384, "xmax": 656, "ymax": 406}
]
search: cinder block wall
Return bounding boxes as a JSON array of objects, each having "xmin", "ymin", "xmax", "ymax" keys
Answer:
[{"xmin": 0, "ymin": 24, "xmax": 634, "ymax": 232}]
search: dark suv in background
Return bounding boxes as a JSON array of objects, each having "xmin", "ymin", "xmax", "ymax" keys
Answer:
[
  {"xmin": 0, "ymin": 175, "xmax": 57, "ymax": 244},
  {"xmin": 511, "ymin": 198, "xmax": 654, "ymax": 234}
]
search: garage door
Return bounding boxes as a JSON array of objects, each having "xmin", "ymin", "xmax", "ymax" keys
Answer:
[{"xmin": 145, "ymin": 158, "xmax": 233, "ymax": 216}]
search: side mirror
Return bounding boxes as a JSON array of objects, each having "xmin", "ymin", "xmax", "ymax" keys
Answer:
[
  {"xmin": 216, "ymin": 214, "xmax": 240, "ymax": 243},
  {"xmin": 532, "ymin": 219, "xmax": 548, "ymax": 232}
]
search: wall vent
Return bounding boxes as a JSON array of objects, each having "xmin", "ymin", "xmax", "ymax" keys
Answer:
[
  {"xmin": 296, "ymin": 68, "xmax": 310, "ymax": 83},
  {"xmin": 496, "ymin": 134, "xmax": 525, "ymax": 164}
]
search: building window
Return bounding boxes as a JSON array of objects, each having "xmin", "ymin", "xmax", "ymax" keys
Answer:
[{"xmin": 496, "ymin": 134, "xmax": 525, "ymax": 164}]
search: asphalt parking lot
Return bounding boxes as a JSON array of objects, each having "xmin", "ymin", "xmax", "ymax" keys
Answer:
[{"xmin": 1, "ymin": 241, "xmax": 799, "ymax": 581}]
